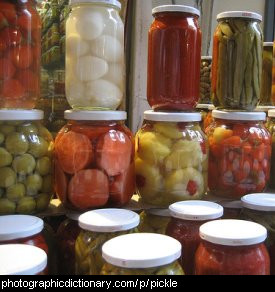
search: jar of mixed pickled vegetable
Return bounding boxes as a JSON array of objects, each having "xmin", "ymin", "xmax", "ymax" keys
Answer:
[
  {"xmin": 75, "ymin": 209, "xmax": 140, "ymax": 275},
  {"xmin": 66, "ymin": 0, "xmax": 125, "ymax": 110},
  {"xmin": 55, "ymin": 111, "xmax": 134, "ymax": 210},
  {"xmin": 0, "ymin": 0, "xmax": 41, "ymax": 109},
  {"xmin": 208, "ymin": 110, "xmax": 271, "ymax": 199},
  {"xmin": 200, "ymin": 57, "xmax": 212, "ymax": 104},
  {"xmin": 166, "ymin": 201, "xmax": 223, "ymax": 275},
  {"xmin": 220, "ymin": 200, "xmax": 242, "ymax": 219},
  {"xmin": 135, "ymin": 111, "xmax": 208, "ymax": 207},
  {"xmin": 241, "ymin": 193, "xmax": 275, "ymax": 275},
  {"xmin": 195, "ymin": 220, "xmax": 270, "ymax": 275},
  {"xmin": 138, "ymin": 209, "xmax": 171, "ymax": 234},
  {"xmin": 0, "ymin": 110, "xmax": 54, "ymax": 214},
  {"xmin": 212, "ymin": 11, "xmax": 263, "ymax": 110},
  {"xmin": 147, "ymin": 5, "xmax": 201, "ymax": 111},
  {"xmin": 268, "ymin": 110, "xmax": 275, "ymax": 189},
  {"xmin": 101, "ymin": 233, "xmax": 184, "ymax": 275}
]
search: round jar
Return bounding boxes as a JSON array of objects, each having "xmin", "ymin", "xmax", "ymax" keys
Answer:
[
  {"xmin": 241, "ymin": 193, "xmax": 275, "ymax": 275},
  {"xmin": 212, "ymin": 11, "xmax": 263, "ymax": 110},
  {"xmin": 135, "ymin": 111, "xmax": 208, "ymax": 207},
  {"xmin": 0, "ymin": 0, "xmax": 41, "ymax": 109},
  {"xmin": 166, "ymin": 201, "xmax": 223, "ymax": 275},
  {"xmin": 195, "ymin": 220, "xmax": 270, "ymax": 275},
  {"xmin": 208, "ymin": 110, "xmax": 271, "ymax": 199},
  {"xmin": 200, "ymin": 57, "xmax": 212, "ymax": 104},
  {"xmin": 101, "ymin": 233, "xmax": 184, "ymax": 275},
  {"xmin": 0, "ymin": 110, "xmax": 54, "ymax": 214},
  {"xmin": 268, "ymin": 109, "xmax": 275, "ymax": 189},
  {"xmin": 147, "ymin": 5, "xmax": 201, "ymax": 111},
  {"xmin": 75, "ymin": 209, "xmax": 140, "ymax": 275},
  {"xmin": 66, "ymin": 0, "xmax": 125, "ymax": 110},
  {"xmin": 54, "ymin": 111, "xmax": 135, "ymax": 210}
]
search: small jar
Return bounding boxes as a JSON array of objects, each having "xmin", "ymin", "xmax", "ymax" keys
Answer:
[
  {"xmin": 220, "ymin": 200, "xmax": 243, "ymax": 219},
  {"xmin": 0, "ymin": 244, "xmax": 47, "ymax": 275},
  {"xmin": 101, "ymin": 233, "xmax": 184, "ymax": 275},
  {"xmin": 75, "ymin": 209, "xmax": 140, "ymax": 275},
  {"xmin": 268, "ymin": 109, "xmax": 275, "ymax": 189},
  {"xmin": 135, "ymin": 111, "xmax": 208, "ymax": 207},
  {"xmin": 166, "ymin": 201, "xmax": 223, "ymax": 275},
  {"xmin": 147, "ymin": 5, "xmax": 201, "ymax": 111},
  {"xmin": 199, "ymin": 57, "xmax": 212, "ymax": 104},
  {"xmin": 0, "ymin": 0, "xmax": 41, "ymax": 109},
  {"xmin": 0, "ymin": 110, "xmax": 54, "ymax": 215},
  {"xmin": 55, "ymin": 111, "xmax": 134, "ymax": 210},
  {"xmin": 208, "ymin": 110, "xmax": 271, "ymax": 199},
  {"xmin": 241, "ymin": 193, "xmax": 275, "ymax": 275},
  {"xmin": 138, "ymin": 209, "xmax": 171, "ymax": 234},
  {"xmin": 66, "ymin": 0, "xmax": 125, "ymax": 110},
  {"xmin": 195, "ymin": 220, "xmax": 270, "ymax": 275},
  {"xmin": 212, "ymin": 11, "xmax": 263, "ymax": 110}
]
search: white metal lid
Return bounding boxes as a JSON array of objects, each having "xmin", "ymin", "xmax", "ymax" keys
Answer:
[
  {"xmin": 196, "ymin": 104, "xmax": 211, "ymax": 110},
  {"xmin": 241, "ymin": 193, "xmax": 275, "ymax": 212},
  {"xmin": 102, "ymin": 233, "xmax": 181, "ymax": 268},
  {"xmin": 0, "ymin": 215, "xmax": 44, "ymax": 241},
  {"xmin": 147, "ymin": 209, "xmax": 170, "ymax": 218},
  {"xmin": 201, "ymin": 56, "xmax": 212, "ymax": 60},
  {"xmin": 65, "ymin": 110, "xmax": 127, "ymax": 121},
  {"xmin": 66, "ymin": 212, "xmax": 82, "ymax": 221},
  {"xmin": 256, "ymin": 106, "xmax": 275, "ymax": 112},
  {"xmin": 69, "ymin": 0, "xmax": 121, "ymax": 9},
  {"xmin": 208, "ymin": 104, "xmax": 215, "ymax": 111},
  {"xmin": 268, "ymin": 109, "xmax": 275, "ymax": 118},
  {"xmin": 212, "ymin": 110, "xmax": 266, "ymax": 121},
  {"xmin": 78, "ymin": 209, "xmax": 140, "ymax": 233},
  {"xmin": 144, "ymin": 110, "xmax": 201, "ymax": 122},
  {"xmin": 263, "ymin": 42, "xmax": 274, "ymax": 47},
  {"xmin": 217, "ymin": 11, "xmax": 262, "ymax": 22},
  {"xmin": 169, "ymin": 201, "xmax": 224, "ymax": 221},
  {"xmin": 0, "ymin": 244, "xmax": 47, "ymax": 275},
  {"xmin": 0, "ymin": 110, "xmax": 43, "ymax": 121},
  {"xmin": 152, "ymin": 5, "xmax": 200, "ymax": 17},
  {"xmin": 200, "ymin": 220, "xmax": 267, "ymax": 246}
]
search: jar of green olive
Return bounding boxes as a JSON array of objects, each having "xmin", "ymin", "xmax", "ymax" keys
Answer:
[
  {"xmin": 0, "ymin": 110, "xmax": 54, "ymax": 215},
  {"xmin": 75, "ymin": 209, "xmax": 140, "ymax": 275}
]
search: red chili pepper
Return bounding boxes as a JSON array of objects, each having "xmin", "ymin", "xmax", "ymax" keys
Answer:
[{"xmin": 187, "ymin": 180, "xmax": 197, "ymax": 196}]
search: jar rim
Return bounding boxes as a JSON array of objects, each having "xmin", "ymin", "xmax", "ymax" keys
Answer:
[
  {"xmin": 241, "ymin": 194, "xmax": 275, "ymax": 212},
  {"xmin": 69, "ymin": 0, "xmax": 121, "ymax": 10},
  {"xmin": 144, "ymin": 110, "xmax": 202, "ymax": 122},
  {"xmin": 201, "ymin": 56, "xmax": 212, "ymax": 60},
  {"xmin": 0, "ymin": 110, "xmax": 43, "ymax": 121},
  {"xmin": 217, "ymin": 11, "xmax": 262, "ymax": 22},
  {"xmin": 196, "ymin": 104, "xmax": 212, "ymax": 110},
  {"xmin": 212, "ymin": 110, "xmax": 266, "ymax": 121},
  {"xmin": 152, "ymin": 5, "xmax": 200, "ymax": 17},
  {"xmin": 268, "ymin": 109, "xmax": 275, "ymax": 117},
  {"xmin": 147, "ymin": 208, "xmax": 170, "ymax": 217},
  {"xmin": 263, "ymin": 42, "xmax": 274, "ymax": 47},
  {"xmin": 64, "ymin": 110, "xmax": 127, "ymax": 121}
]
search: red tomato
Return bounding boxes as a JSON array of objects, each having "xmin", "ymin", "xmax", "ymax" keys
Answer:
[
  {"xmin": 70, "ymin": 125, "xmax": 111, "ymax": 141},
  {"xmin": 10, "ymin": 45, "xmax": 33, "ymax": 69},
  {"xmin": 187, "ymin": 180, "xmax": 198, "ymax": 196},
  {"xmin": 16, "ymin": 69, "xmax": 38, "ymax": 92},
  {"xmin": 210, "ymin": 143, "xmax": 223, "ymax": 158},
  {"xmin": 232, "ymin": 124, "xmax": 248, "ymax": 140},
  {"xmin": 1, "ymin": 79, "xmax": 25, "ymax": 99},
  {"xmin": 0, "ymin": 58, "xmax": 15, "ymax": 79},
  {"xmin": 0, "ymin": 27, "xmax": 21, "ymax": 46},
  {"xmin": 0, "ymin": 2, "xmax": 16, "ymax": 25},
  {"xmin": 0, "ymin": 12, "xmax": 7, "ymax": 31}
]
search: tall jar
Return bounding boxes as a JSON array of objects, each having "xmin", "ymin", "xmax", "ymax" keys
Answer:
[
  {"xmin": 54, "ymin": 111, "xmax": 135, "ymax": 211},
  {"xmin": 147, "ymin": 5, "xmax": 201, "ymax": 111},
  {"xmin": 199, "ymin": 57, "xmax": 212, "ymax": 104},
  {"xmin": 66, "ymin": 0, "xmax": 125, "ymax": 110},
  {"xmin": 75, "ymin": 209, "xmax": 140, "ymax": 275},
  {"xmin": 0, "ymin": 110, "xmax": 54, "ymax": 215},
  {"xmin": 135, "ymin": 111, "xmax": 208, "ymax": 207},
  {"xmin": 208, "ymin": 110, "xmax": 271, "ymax": 199},
  {"xmin": 0, "ymin": 0, "xmax": 41, "ymax": 109},
  {"xmin": 212, "ymin": 11, "xmax": 263, "ymax": 110},
  {"xmin": 267, "ymin": 109, "xmax": 275, "ymax": 189}
]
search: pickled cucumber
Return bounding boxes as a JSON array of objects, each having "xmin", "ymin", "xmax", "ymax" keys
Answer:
[
  {"xmin": 12, "ymin": 154, "xmax": 36, "ymax": 175},
  {"xmin": 5, "ymin": 133, "xmax": 29, "ymax": 155},
  {"xmin": 0, "ymin": 147, "xmax": 13, "ymax": 167}
]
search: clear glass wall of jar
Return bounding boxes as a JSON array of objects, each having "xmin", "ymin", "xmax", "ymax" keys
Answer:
[
  {"xmin": 272, "ymin": 42, "xmax": 275, "ymax": 105},
  {"xmin": 268, "ymin": 109, "xmax": 275, "ymax": 189},
  {"xmin": 199, "ymin": 57, "xmax": 212, "ymax": 104}
]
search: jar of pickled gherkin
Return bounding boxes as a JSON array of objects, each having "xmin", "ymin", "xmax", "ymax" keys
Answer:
[
  {"xmin": 200, "ymin": 57, "xmax": 212, "ymax": 104},
  {"xmin": 241, "ymin": 193, "xmax": 275, "ymax": 275},
  {"xmin": 101, "ymin": 233, "xmax": 184, "ymax": 275},
  {"xmin": 212, "ymin": 11, "xmax": 263, "ymax": 110},
  {"xmin": 166, "ymin": 201, "xmax": 223, "ymax": 275},
  {"xmin": 135, "ymin": 111, "xmax": 208, "ymax": 207},
  {"xmin": 268, "ymin": 110, "xmax": 275, "ymax": 189},
  {"xmin": 138, "ymin": 209, "xmax": 171, "ymax": 234},
  {"xmin": 66, "ymin": 0, "xmax": 125, "ymax": 110},
  {"xmin": 75, "ymin": 209, "xmax": 140, "ymax": 275},
  {"xmin": 0, "ymin": 110, "xmax": 54, "ymax": 215},
  {"xmin": 208, "ymin": 110, "xmax": 271, "ymax": 199}
]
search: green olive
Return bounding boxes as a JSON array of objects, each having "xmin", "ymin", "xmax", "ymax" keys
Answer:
[
  {"xmin": 37, "ymin": 125, "xmax": 53, "ymax": 142},
  {"xmin": 0, "ymin": 147, "xmax": 13, "ymax": 167},
  {"xmin": 0, "ymin": 133, "xmax": 4, "ymax": 145},
  {"xmin": 0, "ymin": 199, "xmax": 16, "ymax": 215},
  {"xmin": 42, "ymin": 175, "xmax": 53, "ymax": 193},
  {"xmin": 6, "ymin": 184, "xmax": 26, "ymax": 202},
  {"xmin": 0, "ymin": 167, "xmax": 16, "ymax": 188},
  {"xmin": 12, "ymin": 154, "xmax": 36, "ymax": 175},
  {"xmin": 36, "ymin": 193, "xmax": 51, "ymax": 212},
  {"xmin": 28, "ymin": 136, "xmax": 49, "ymax": 158},
  {"xmin": 5, "ymin": 132, "xmax": 29, "ymax": 155},
  {"xmin": 16, "ymin": 197, "xmax": 36, "ymax": 214},
  {"xmin": 0, "ymin": 125, "xmax": 15, "ymax": 136},
  {"xmin": 17, "ymin": 123, "xmax": 39, "ymax": 136},
  {"xmin": 25, "ymin": 174, "xmax": 43, "ymax": 196},
  {"xmin": 36, "ymin": 157, "xmax": 52, "ymax": 176}
]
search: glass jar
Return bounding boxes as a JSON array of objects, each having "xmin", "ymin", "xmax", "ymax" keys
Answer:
[
  {"xmin": 135, "ymin": 111, "xmax": 208, "ymax": 207},
  {"xmin": 199, "ymin": 57, "xmax": 212, "ymax": 104},
  {"xmin": 101, "ymin": 233, "xmax": 184, "ymax": 275},
  {"xmin": 220, "ymin": 200, "xmax": 242, "ymax": 219},
  {"xmin": 138, "ymin": 209, "xmax": 171, "ymax": 234},
  {"xmin": 208, "ymin": 110, "xmax": 271, "ymax": 199},
  {"xmin": 195, "ymin": 220, "xmax": 270, "ymax": 275},
  {"xmin": 0, "ymin": 0, "xmax": 41, "ymax": 109},
  {"xmin": 268, "ymin": 110, "xmax": 275, "ymax": 189},
  {"xmin": 166, "ymin": 201, "xmax": 223, "ymax": 275},
  {"xmin": 241, "ymin": 193, "xmax": 275, "ymax": 275},
  {"xmin": 272, "ymin": 42, "xmax": 275, "ymax": 105},
  {"xmin": 0, "ymin": 110, "xmax": 54, "ymax": 214},
  {"xmin": 0, "ymin": 244, "xmax": 47, "ymax": 275},
  {"xmin": 147, "ymin": 5, "xmax": 201, "ymax": 111},
  {"xmin": 54, "ymin": 111, "xmax": 134, "ymax": 210},
  {"xmin": 56, "ymin": 212, "xmax": 81, "ymax": 275},
  {"xmin": 212, "ymin": 11, "xmax": 263, "ymax": 110},
  {"xmin": 75, "ymin": 209, "xmax": 140, "ymax": 275},
  {"xmin": 196, "ymin": 104, "xmax": 214, "ymax": 132},
  {"xmin": 66, "ymin": 0, "xmax": 125, "ymax": 110},
  {"xmin": 204, "ymin": 104, "xmax": 215, "ymax": 132}
]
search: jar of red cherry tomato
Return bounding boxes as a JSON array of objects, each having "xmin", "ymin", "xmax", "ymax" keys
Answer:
[
  {"xmin": 208, "ymin": 110, "xmax": 271, "ymax": 199},
  {"xmin": 55, "ymin": 111, "xmax": 135, "ymax": 211},
  {"xmin": 147, "ymin": 5, "xmax": 201, "ymax": 111},
  {"xmin": 0, "ymin": 0, "xmax": 41, "ymax": 109},
  {"xmin": 195, "ymin": 220, "xmax": 270, "ymax": 275},
  {"xmin": 166, "ymin": 201, "xmax": 223, "ymax": 275}
]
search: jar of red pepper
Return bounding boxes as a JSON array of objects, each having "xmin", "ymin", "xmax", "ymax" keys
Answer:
[
  {"xmin": 208, "ymin": 110, "xmax": 271, "ymax": 199},
  {"xmin": 147, "ymin": 5, "xmax": 201, "ymax": 111}
]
